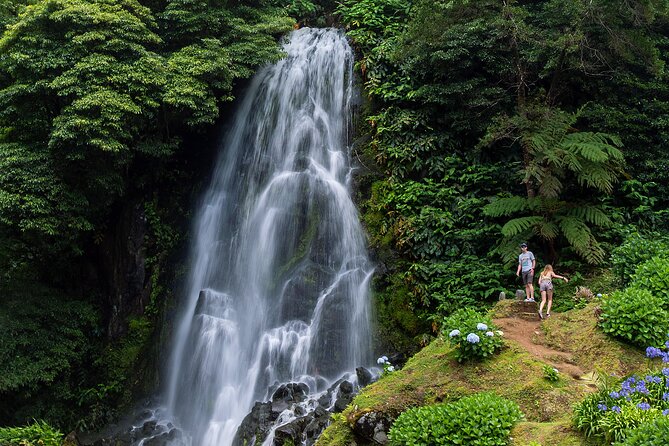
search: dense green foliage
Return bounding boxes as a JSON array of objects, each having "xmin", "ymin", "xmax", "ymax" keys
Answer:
[
  {"xmin": 631, "ymin": 256, "xmax": 669, "ymax": 305},
  {"xmin": 388, "ymin": 392, "xmax": 522, "ymax": 446},
  {"xmin": 611, "ymin": 232, "xmax": 669, "ymax": 286},
  {"xmin": 338, "ymin": 0, "xmax": 669, "ymax": 344},
  {"xmin": 442, "ymin": 308, "xmax": 504, "ymax": 362},
  {"xmin": 0, "ymin": 0, "xmax": 296, "ymax": 430},
  {"xmin": 615, "ymin": 416, "xmax": 669, "ymax": 446},
  {"xmin": 0, "ymin": 420, "xmax": 63, "ymax": 446},
  {"xmin": 599, "ymin": 288, "xmax": 669, "ymax": 348}
]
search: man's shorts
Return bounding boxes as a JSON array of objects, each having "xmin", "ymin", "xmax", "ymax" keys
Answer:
[{"xmin": 522, "ymin": 270, "xmax": 534, "ymax": 285}]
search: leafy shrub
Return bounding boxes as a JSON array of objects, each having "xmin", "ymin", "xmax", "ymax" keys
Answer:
[
  {"xmin": 543, "ymin": 365, "xmax": 560, "ymax": 382},
  {"xmin": 611, "ymin": 231, "xmax": 669, "ymax": 286},
  {"xmin": 574, "ymin": 365, "xmax": 669, "ymax": 443},
  {"xmin": 630, "ymin": 256, "xmax": 669, "ymax": 306},
  {"xmin": 389, "ymin": 393, "xmax": 522, "ymax": 446},
  {"xmin": 615, "ymin": 416, "xmax": 669, "ymax": 445},
  {"xmin": 443, "ymin": 308, "xmax": 504, "ymax": 362},
  {"xmin": 599, "ymin": 288, "xmax": 669, "ymax": 348},
  {"xmin": 0, "ymin": 420, "xmax": 63, "ymax": 446}
]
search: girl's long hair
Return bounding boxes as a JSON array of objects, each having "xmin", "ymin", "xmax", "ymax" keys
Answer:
[{"xmin": 540, "ymin": 264, "xmax": 554, "ymax": 279}]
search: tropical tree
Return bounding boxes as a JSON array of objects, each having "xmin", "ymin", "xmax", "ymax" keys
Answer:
[{"xmin": 483, "ymin": 106, "xmax": 625, "ymax": 264}]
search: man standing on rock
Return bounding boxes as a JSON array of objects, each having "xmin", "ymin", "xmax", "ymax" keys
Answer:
[{"xmin": 516, "ymin": 242, "xmax": 536, "ymax": 302}]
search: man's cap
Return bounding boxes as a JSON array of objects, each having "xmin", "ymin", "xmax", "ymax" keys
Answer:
[{"xmin": 519, "ymin": 242, "xmax": 528, "ymax": 248}]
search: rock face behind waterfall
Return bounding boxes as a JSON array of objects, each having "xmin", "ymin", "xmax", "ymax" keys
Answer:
[{"xmin": 151, "ymin": 27, "xmax": 374, "ymax": 446}]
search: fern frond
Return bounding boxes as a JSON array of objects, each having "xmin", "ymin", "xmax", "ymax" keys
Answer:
[
  {"xmin": 564, "ymin": 205, "xmax": 612, "ymax": 228},
  {"xmin": 483, "ymin": 196, "xmax": 530, "ymax": 217},
  {"xmin": 501, "ymin": 216, "xmax": 544, "ymax": 237},
  {"xmin": 556, "ymin": 216, "xmax": 604, "ymax": 263},
  {"xmin": 576, "ymin": 162, "xmax": 618, "ymax": 193},
  {"xmin": 538, "ymin": 174, "xmax": 563, "ymax": 199},
  {"xmin": 536, "ymin": 220, "xmax": 559, "ymax": 239}
]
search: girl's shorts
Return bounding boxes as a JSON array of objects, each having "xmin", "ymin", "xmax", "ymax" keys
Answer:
[{"xmin": 540, "ymin": 281, "xmax": 553, "ymax": 292}]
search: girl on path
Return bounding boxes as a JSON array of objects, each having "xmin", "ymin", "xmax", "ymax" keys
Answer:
[{"xmin": 538, "ymin": 264, "xmax": 568, "ymax": 319}]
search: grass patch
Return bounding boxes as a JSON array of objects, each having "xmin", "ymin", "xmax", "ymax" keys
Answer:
[
  {"xmin": 318, "ymin": 300, "xmax": 648, "ymax": 446},
  {"xmin": 540, "ymin": 302, "xmax": 645, "ymax": 376},
  {"xmin": 511, "ymin": 419, "xmax": 600, "ymax": 446}
]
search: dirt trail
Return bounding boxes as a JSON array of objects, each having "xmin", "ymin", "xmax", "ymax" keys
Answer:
[{"xmin": 493, "ymin": 316, "xmax": 586, "ymax": 380}]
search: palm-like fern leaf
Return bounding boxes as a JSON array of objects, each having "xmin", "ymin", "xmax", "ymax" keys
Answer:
[{"xmin": 501, "ymin": 216, "xmax": 544, "ymax": 237}]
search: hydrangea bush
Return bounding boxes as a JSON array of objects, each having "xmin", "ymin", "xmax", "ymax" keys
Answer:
[
  {"xmin": 388, "ymin": 392, "xmax": 522, "ymax": 446},
  {"xmin": 611, "ymin": 231, "xmax": 669, "ymax": 286},
  {"xmin": 599, "ymin": 288, "xmax": 669, "ymax": 348},
  {"xmin": 443, "ymin": 308, "xmax": 504, "ymax": 362},
  {"xmin": 377, "ymin": 355, "xmax": 395, "ymax": 375},
  {"xmin": 614, "ymin": 416, "xmax": 669, "ymax": 445},
  {"xmin": 631, "ymin": 256, "xmax": 669, "ymax": 306},
  {"xmin": 574, "ymin": 339, "xmax": 669, "ymax": 443}
]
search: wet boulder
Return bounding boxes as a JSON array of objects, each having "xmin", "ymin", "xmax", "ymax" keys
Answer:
[
  {"xmin": 232, "ymin": 401, "xmax": 280, "ymax": 446},
  {"xmin": 356, "ymin": 367, "xmax": 374, "ymax": 387},
  {"xmin": 353, "ymin": 411, "xmax": 393, "ymax": 445}
]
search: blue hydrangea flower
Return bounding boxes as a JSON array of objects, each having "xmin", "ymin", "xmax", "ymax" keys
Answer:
[
  {"xmin": 485, "ymin": 331, "xmax": 494, "ymax": 337},
  {"xmin": 597, "ymin": 404, "xmax": 607, "ymax": 411},
  {"xmin": 664, "ymin": 409, "xmax": 669, "ymax": 416},
  {"xmin": 663, "ymin": 352, "xmax": 669, "ymax": 363},
  {"xmin": 466, "ymin": 333, "xmax": 480, "ymax": 344},
  {"xmin": 647, "ymin": 346, "xmax": 663, "ymax": 358},
  {"xmin": 647, "ymin": 375, "xmax": 662, "ymax": 384},
  {"xmin": 612, "ymin": 406, "xmax": 621, "ymax": 413},
  {"xmin": 449, "ymin": 329, "xmax": 461, "ymax": 338},
  {"xmin": 637, "ymin": 402, "xmax": 651, "ymax": 410},
  {"xmin": 476, "ymin": 323, "xmax": 488, "ymax": 331},
  {"xmin": 663, "ymin": 368, "xmax": 669, "ymax": 377},
  {"xmin": 609, "ymin": 391, "xmax": 620, "ymax": 399},
  {"xmin": 663, "ymin": 392, "xmax": 669, "ymax": 401}
]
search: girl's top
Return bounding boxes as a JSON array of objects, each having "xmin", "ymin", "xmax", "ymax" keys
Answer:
[{"xmin": 539, "ymin": 273, "xmax": 552, "ymax": 284}]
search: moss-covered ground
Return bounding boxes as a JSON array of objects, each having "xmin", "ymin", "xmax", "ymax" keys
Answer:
[{"xmin": 316, "ymin": 301, "xmax": 647, "ymax": 446}]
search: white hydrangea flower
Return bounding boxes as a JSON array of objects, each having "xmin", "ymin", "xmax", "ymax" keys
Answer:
[{"xmin": 477, "ymin": 323, "xmax": 488, "ymax": 331}]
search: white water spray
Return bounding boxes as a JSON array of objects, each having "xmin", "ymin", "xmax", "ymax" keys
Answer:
[{"xmin": 163, "ymin": 28, "xmax": 373, "ymax": 446}]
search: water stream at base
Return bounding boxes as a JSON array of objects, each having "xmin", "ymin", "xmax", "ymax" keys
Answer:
[{"xmin": 142, "ymin": 28, "xmax": 373, "ymax": 446}]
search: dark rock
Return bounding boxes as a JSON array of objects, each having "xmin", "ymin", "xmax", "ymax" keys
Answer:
[
  {"xmin": 356, "ymin": 367, "xmax": 373, "ymax": 387},
  {"xmin": 232, "ymin": 401, "xmax": 280, "ymax": 446},
  {"xmin": 273, "ymin": 416, "xmax": 312, "ymax": 445},
  {"xmin": 317, "ymin": 393, "xmax": 332, "ymax": 408},
  {"xmin": 272, "ymin": 382, "xmax": 309, "ymax": 404},
  {"xmin": 333, "ymin": 394, "xmax": 352, "ymax": 413},
  {"xmin": 141, "ymin": 421, "xmax": 157, "ymax": 436},
  {"xmin": 337, "ymin": 380, "xmax": 353, "ymax": 396},
  {"xmin": 353, "ymin": 411, "xmax": 393, "ymax": 445},
  {"xmin": 63, "ymin": 432, "xmax": 80, "ymax": 446}
]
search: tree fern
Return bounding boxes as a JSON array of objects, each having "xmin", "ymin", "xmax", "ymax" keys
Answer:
[
  {"xmin": 481, "ymin": 105, "xmax": 624, "ymax": 264},
  {"xmin": 483, "ymin": 196, "xmax": 532, "ymax": 217},
  {"xmin": 501, "ymin": 216, "xmax": 544, "ymax": 237}
]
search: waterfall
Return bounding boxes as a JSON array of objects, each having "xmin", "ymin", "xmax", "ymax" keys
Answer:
[{"xmin": 161, "ymin": 27, "xmax": 373, "ymax": 446}]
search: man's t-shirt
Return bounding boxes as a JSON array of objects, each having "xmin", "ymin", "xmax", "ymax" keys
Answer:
[{"xmin": 519, "ymin": 251, "xmax": 535, "ymax": 272}]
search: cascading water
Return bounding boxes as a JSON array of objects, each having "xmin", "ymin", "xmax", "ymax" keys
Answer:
[{"xmin": 159, "ymin": 27, "xmax": 373, "ymax": 446}]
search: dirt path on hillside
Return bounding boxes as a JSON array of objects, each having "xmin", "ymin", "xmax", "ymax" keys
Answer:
[{"xmin": 493, "ymin": 317, "xmax": 587, "ymax": 380}]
